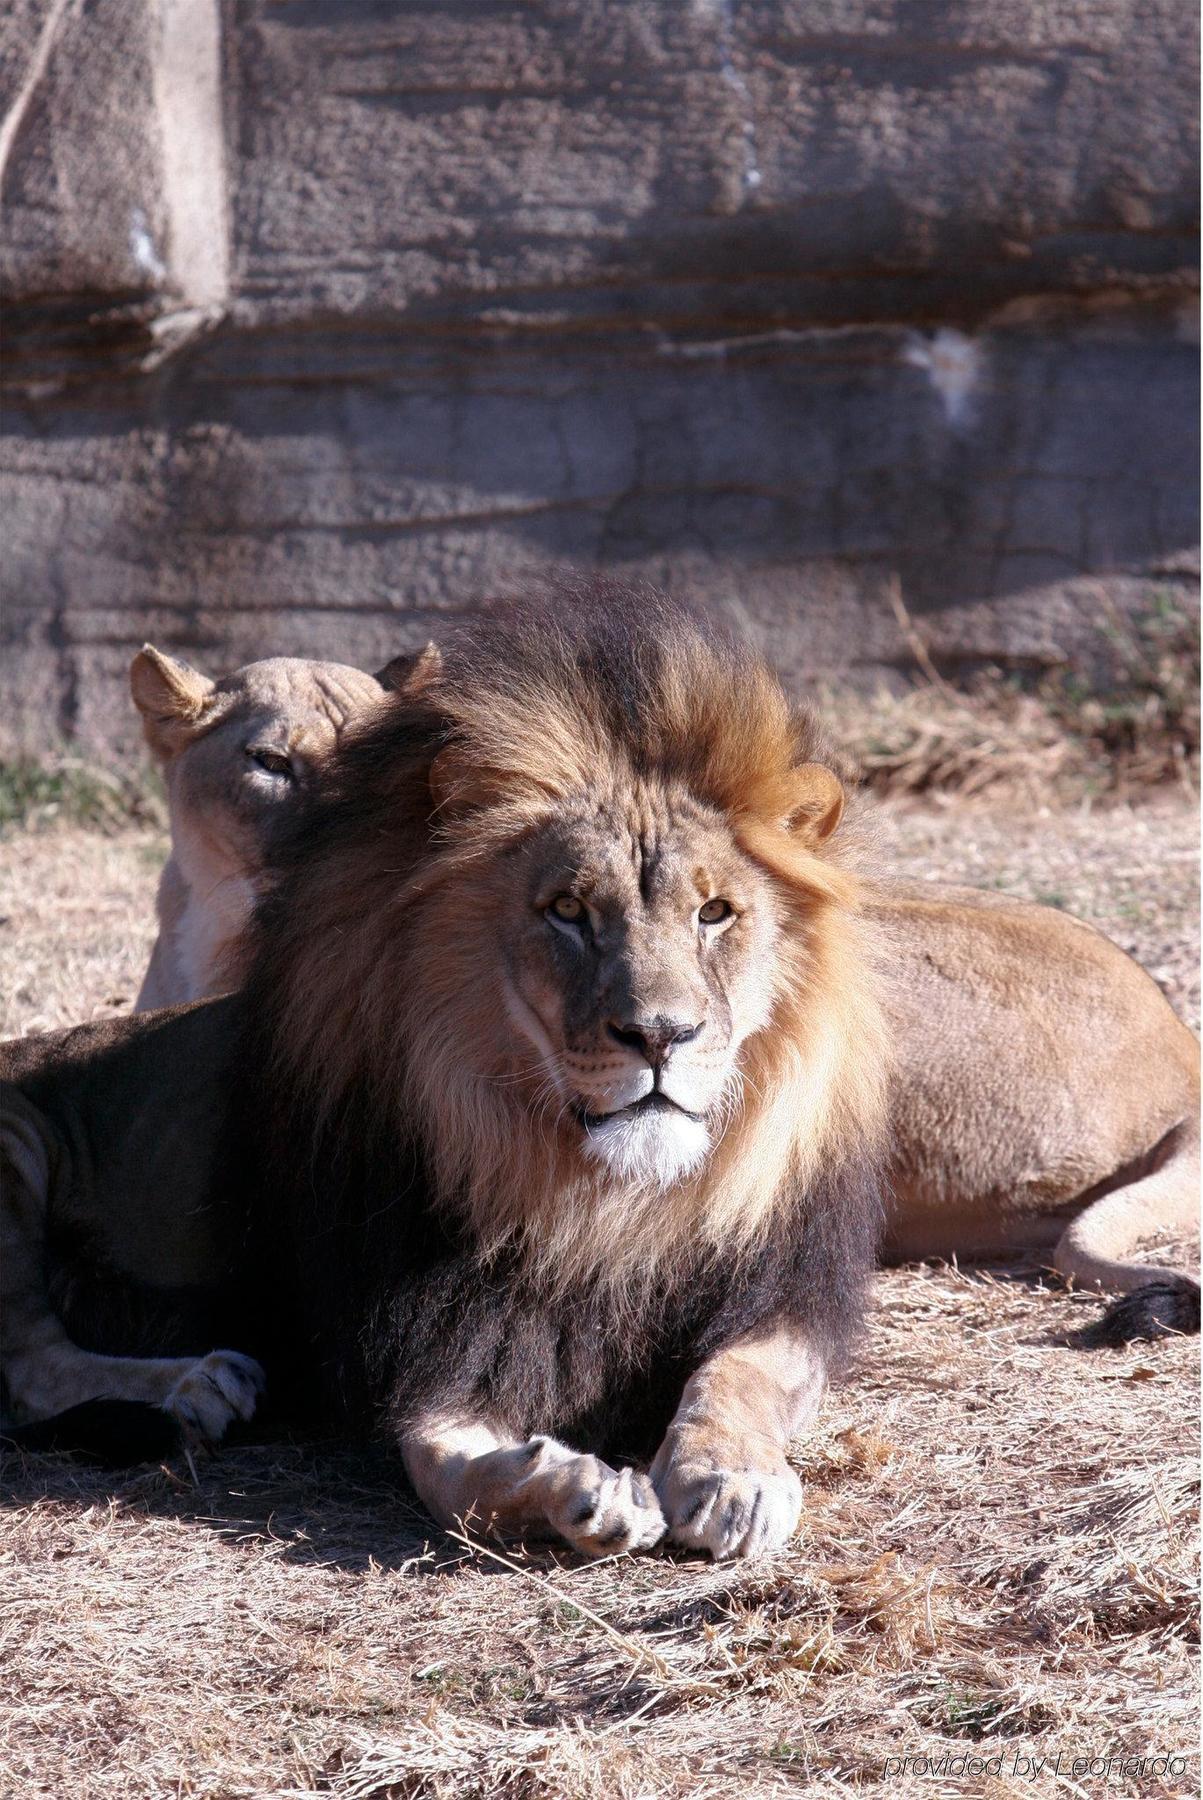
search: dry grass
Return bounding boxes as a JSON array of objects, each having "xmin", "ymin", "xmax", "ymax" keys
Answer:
[
  {"xmin": 831, "ymin": 581, "xmax": 1200, "ymax": 803},
  {"xmin": 3, "ymin": 1267, "xmax": 1197, "ymax": 1798},
  {"xmin": 1, "ymin": 800, "xmax": 1199, "ymax": 1798},
  {"xmin": 833, "ymin": 676, "xmax": 1198, "ymax": 807},
  {"xmin": 0, "ymin": 829, "xmax": 164, "ymax": 1037}
]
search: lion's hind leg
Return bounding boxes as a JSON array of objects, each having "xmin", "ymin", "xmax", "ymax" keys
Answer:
[
  {"xmin": 1, "ymin": 1089, "xmax": 264, "ymax": 1453},
  {"xmin": 1054, "ymin": 1116, "xmax": 1200, "ymax": 1344}
]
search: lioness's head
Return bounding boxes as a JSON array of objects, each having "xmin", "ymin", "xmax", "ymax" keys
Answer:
[
  {"xmin": 260, "ymin": 584, "xmax": 887, "ymax": 1292},
  {"xmin": 129, "ymin": 643, "xmax": 439, "ymax": 1007},
  {"xmin": 131, "ymin": 646, "xmax": 438, "ymax": 869}
]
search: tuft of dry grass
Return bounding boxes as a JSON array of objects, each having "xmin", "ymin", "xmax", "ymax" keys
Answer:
[
  {"xmin": 834, "ymin": 680, "xmax": 1086, "ymax": 802},
  {"xmin": 1, "ymin": 796, "xmax": 1198, "ymax": 1798},
  {"xmin": 830, "ymin": 582, "xmax": 1200, "ymax": 804}
]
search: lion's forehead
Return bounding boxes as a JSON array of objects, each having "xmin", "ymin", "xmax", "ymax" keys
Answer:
[{"xmin": 534, "ymin": 786, "xmax": 751, "ymax": 906}]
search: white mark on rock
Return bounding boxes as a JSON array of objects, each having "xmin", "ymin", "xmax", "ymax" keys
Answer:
[
  {"xmin": 902, "ymin": 329, "xmax": 985, "ymax": 429},
  {"xmin": 155, "ymin": 0, "xmax": 230, "ymax": 312},
  {"xmin": 695, "ymin": 0, "xmax": 761, "ymax": 198},
  {"xmin": 129, "ymin": 208, "xmax": 166, "ymax": 282}
]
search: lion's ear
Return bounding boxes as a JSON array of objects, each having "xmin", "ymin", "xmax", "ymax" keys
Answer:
[
  {"xmin": 781, "ymin": 762, "xmax": 845, "ymax": 845},
  {"xmin": 376, "ymin": 642, "xmax": 442, "ymax": 697},
  {"xmin": 130, "ymin": 645, "xmax": 216, "ymax": 761}
]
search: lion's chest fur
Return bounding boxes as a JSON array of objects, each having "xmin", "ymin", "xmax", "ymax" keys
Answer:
[{"xmin": 238, "ymin": 1078, "xmax": 881, "ymax": 1457}]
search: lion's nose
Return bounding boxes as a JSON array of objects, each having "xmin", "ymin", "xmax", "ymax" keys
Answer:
[{"xmin": 606, "ymin": 1016, "xmax": 704, "ymax": 1069}]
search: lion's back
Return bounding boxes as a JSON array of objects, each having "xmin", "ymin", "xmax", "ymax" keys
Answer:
[{"xmin": 875, "ymin": 880, "xmax": 1199, "ymax": 1251}]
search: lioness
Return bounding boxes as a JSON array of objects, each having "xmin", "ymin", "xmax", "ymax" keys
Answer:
[
  {"xmin": 3, "ymin": 594, "xmax": 889, "ymax": 1560},
  {"xmin": 129, "ymin": 643, "xmax": 1200, "ymax": 1334},
  {"xmin": 130, "ymin": 644, "xmax": 434, "ymax": 1008}
]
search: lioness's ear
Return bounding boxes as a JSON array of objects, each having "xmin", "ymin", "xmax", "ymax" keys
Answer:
[
  {"xmin": 130, "ymin": 645, "xmax": 216, "ymax": 761},
  {"xmin": 376, "ymin": 642, "xmax": 442, "ymax": 697},
  {"xmin": 782, "ymin": 763, "xmax": 845, "ymax": 845}
]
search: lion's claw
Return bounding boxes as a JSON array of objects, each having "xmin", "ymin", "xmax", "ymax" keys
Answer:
[
  {"xmin": 161, "ymin": 1350, "xmax": 265, "ymax": 1448},
  {"xmin": 538, "ymin": 1447, "xmax": 667, "ymax": 1557},
  {"xmin": 655, "ymin": 1462, "xmax": 802, "ymax": 1559}
]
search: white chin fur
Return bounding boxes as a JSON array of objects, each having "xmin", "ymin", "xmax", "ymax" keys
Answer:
[{"xmin": 582, "ymin": 1107, "xmax": 711, "ymax": 1188}]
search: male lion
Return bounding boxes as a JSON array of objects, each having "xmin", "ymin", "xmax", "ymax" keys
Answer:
[
  {"xmin": 2, "ymin": 594, "xmax": 887, "ymax": 1560},
  {"xmin": 127, "ymin": 641, "xmax": 1201, "ymax": 1335},
  {"xmin": 129, "ymin": 644, "xmax": 432, "ymax": 1008}
]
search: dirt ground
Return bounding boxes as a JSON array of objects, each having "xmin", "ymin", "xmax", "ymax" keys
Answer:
[{"xmin": 1, "ymin": 798, "xmax": 1199, "ymax": 1799}]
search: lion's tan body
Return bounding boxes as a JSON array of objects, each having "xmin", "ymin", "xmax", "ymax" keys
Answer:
[
  {"xmin": 879, "ymin": 882, "xmax": 1199, "ymax": 1299},
  {"xmin": 131, "ymin": 649, "xmax": 1198, "ymax": 1302}
]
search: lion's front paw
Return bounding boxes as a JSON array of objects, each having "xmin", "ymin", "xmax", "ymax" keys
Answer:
[
  {"xmin": 538, "ymin": 1445, "xmax": 667, "ymax": 1558},
  {"xmin": 162, "ymin": 1350, "xmax": 265, "ymax": 1448},
  {"xmin": 656, "ymin": 1461, "xmax": 802, "ymax": 1560}
]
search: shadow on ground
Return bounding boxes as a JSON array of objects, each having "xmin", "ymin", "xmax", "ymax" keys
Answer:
[{"xmin": 0, "ymin": 1434, "xmax": 470, "ymax": 1577}]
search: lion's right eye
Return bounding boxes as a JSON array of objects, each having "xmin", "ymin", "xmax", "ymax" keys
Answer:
[
  {"xmin": 698, "ymin": 898, "xmax": 733, "ymax": 925},
  {"xmin": 548, "ymin": 894, "xmax": 584, "ymax": 925}
]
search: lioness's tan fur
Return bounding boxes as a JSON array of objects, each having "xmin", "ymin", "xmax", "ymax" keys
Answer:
[
  {"xmin": 130, "ymin": 646, "xmax": 401, "ymax": 1008},
  {"xmin": 880, "ymin": 880, "xmax": 1199, "ymax": 1308}
]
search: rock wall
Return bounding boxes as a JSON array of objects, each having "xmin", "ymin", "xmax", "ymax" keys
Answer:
[{"xmin": 2, "ymin": 0, "xmax": 1197, "ymax": 751}]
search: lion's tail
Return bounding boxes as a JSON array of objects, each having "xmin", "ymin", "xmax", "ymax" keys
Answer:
[{"xmin": 1054, "ymin": 1112, "xmax": 1200, "ymax": 1345}]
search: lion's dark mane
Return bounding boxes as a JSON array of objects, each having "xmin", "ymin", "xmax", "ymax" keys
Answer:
[{"xmin": 234, "ymin": 1071, "xmax": 880, "ymax": 1457}]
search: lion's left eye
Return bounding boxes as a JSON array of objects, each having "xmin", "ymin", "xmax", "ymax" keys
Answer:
[
  {"xmin": 548, "ymin": 894, "xmax": 585, "ymax": 924},
  {"xmin": 247, "ymin": 747, "xmax": 294, "ymax": 780},
  {"xmin": 698, "ymin": 898, "xmax": 733, "ymax": 925}
]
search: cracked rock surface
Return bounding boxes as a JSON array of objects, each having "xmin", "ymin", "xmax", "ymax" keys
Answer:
[{"xmin": 1, "ymin": 1, "xmax": 1197, "ymax": 744}]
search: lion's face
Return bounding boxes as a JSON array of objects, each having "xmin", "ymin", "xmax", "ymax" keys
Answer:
[{"xmin": 496, "ymin": 784, "xmax": 783, "ymax": 1187}]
